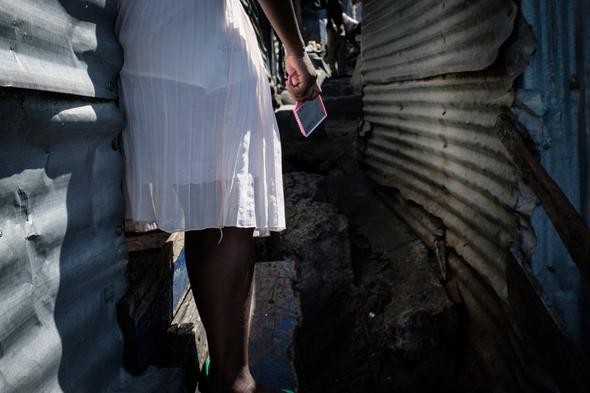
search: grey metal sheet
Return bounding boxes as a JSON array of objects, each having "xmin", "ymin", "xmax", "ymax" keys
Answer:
[
  {"xmin": 0, "ymin": 89, "xmax": 127, "ymax": 393},
  {"xmin": 363, "ymin": 74, "xmax": 523, "ymax": 299},
  {"xmin": 361, "ymin": 0, "xmax": 517, "ymax": 83},
  {"xmin": 356, "ymin": 0, "xmax": 567, "ymax": 387},
  {"xmin": 0, "ymin": 0, "xmax": 122, "ymax": 99}
]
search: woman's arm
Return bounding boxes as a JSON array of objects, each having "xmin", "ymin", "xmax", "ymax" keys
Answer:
[
  {"xmin": 257, "ymin": 0, "xmax": 320, "ymax": 101},
  {"xmin": 257, "ymin": 0, "xmax": 304, "ymax": 56}
]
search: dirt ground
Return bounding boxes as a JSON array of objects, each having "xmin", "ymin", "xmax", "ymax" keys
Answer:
[{"xmin": 256, "ymin": 77, "xmax": 481, "ymax": 393}]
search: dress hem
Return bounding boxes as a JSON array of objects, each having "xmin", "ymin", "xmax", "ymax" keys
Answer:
[{"xmin": 124, "ymin": 218, "xmax": 285, "ymax": 237}]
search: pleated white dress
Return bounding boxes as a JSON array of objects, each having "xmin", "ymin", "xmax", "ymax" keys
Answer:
[{"xmin": 115, "ymin": 0, "xmax": 285, "ymax": 235}]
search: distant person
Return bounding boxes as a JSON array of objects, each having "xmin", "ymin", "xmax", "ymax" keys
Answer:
[
  {"xmin": 352, "ymin": 0, "xmax": 363, "ymax": 22},
  {"xmin": 115, "ymin": 1, "xmax": 320, "ymax": 392},
  {"xmin": 343, "ymin": 9, "xmax": 361, "ymax": 51},
  {"xmin": 326, "ymin": 0, "xmax": 346, "ymax": 76}
]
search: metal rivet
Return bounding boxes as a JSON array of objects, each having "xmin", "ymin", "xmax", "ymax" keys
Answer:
[
  {"xmin": 104, "ymin": 286, "xmax": 114, "ymax": 303},
  {"xmin": 112, "ymin": 135, "xmax": 120, "ymax": 151}
]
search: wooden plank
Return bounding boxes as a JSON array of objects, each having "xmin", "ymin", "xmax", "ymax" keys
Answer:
[
  {"xmin": 495, "ymin": 114, "xmax": 590, "ymax": 285},
  {"xmin": 125, "ymin": 230, "xmax": 171, "ymax": 252},
  {"xmin": 117, "ymin": 232, "xmax": 184, "ymax": 374},
  {"xmin": 163, "ymin": 289, "xmax": 209, "ymax": 393},
  {"xmin": 506, "ymin": 253, "xmax": 590, "ymax": 392}
]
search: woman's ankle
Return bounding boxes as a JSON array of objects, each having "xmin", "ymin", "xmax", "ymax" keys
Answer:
[{"xmin": 209, "ymin": 366, "xmax": 256, "ymax": 393}]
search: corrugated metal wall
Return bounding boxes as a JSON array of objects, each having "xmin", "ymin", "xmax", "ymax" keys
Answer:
[
  {"xmin": 0, "ymin": 1, "xmax": 127, "ymax": 392},
  {"xmin": 359, "ymin": 0, "xmax": 566, "ymax": 389},
  {"xmin": 0, "ymin": 0, "xmax": 121, "ymax": 99},
  {"xmin": 518, "ymin": 0, "xmax": 590, "ymax": 354},
  {"xmin": 361, "ymin": 0, "xmax": 523, "ymax": 300},
  {"xmin": 363, "ymin": 74, "xmax": 521, "ymax": 299},
  {"xmin": 362, "ymin": 0, "xmax": 517, "ymax": 83},
  {"xmin": 241, "ymin": 0, "xmax": 285, "ymax": 89}
]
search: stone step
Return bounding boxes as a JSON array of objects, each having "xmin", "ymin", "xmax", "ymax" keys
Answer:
[
  {"xmin": 322, "ymin": 94, "xmax": 362, "ymax": 119},
  {"xmin": 321, "ymin": 77, "xmax": 355, "ymax": 97},
  {"xmin": 249, "ymin": 260, "xmax": 300, "ymax": 391}
]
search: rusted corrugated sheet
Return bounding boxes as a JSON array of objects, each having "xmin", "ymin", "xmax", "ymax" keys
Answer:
[
  {"xmin": 0, "ymin": 90, "xmax": 127, "ymax": 393},
  {"xmin": 361, "ymin": 0, "xmax": 517, "ymax": 83},
  {"xmin": 363, "ymin": 74, "xmax": 521, "ymax": 299},
  {"xmin": 358, "ymin": 0, "xmax": 556, "ymax": 389},
  {"xmin": 0, "ymin": 0, "xmax": 122, "ymax": 99},
  {"xmin": 360, "ymin": 0, "xmax": 523, "ymax": 300}
]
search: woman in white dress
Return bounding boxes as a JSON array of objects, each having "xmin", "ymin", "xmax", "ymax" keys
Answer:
[{"xmin": 115, "ymin": 0, "xmax": 319, "ymax": 392}]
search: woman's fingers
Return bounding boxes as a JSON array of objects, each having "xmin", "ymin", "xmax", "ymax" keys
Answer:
[
  {"xmin": 285, "ymin": 53, "xmax": 320, "ymax": 102},
  {"xmin": 292, "ymin": 83, "xmax": 316, "ymax": 101},
  {"xmin": 310, "ymin": 83, "xmax": 321, "ymax": 99},
  {"xmin": 290, "ymin": 77, "xmax": 319, "ymax": 101},
  {"xmin": 289, "ymin": 84, "xmax": 309, "ymax": 101},
  {"xmin": 293, "ymin": 81, "xmax": 321, "ymax": 102},
  {"xmin": 303, "ymin": 83, "xmax": 320, "ymax": 101}
]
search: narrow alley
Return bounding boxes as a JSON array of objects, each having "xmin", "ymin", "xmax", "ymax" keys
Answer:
[
  {"xmin": 1, "ymin": 1, "xmax": 590, "ymax": 393},
  {"xmin": 257, "ymin": 75, "xmax": 475, "ymax": 392}
]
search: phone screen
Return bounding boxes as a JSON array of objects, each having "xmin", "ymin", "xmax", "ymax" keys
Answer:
[{"xmin": 292, "ymin": 95, "xmax": 328, "ymax": 137}]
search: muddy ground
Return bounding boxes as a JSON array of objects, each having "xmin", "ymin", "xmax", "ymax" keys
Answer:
[{"xmin": 257, "ymin": 78, "xmax": 481, "ymax": 393}]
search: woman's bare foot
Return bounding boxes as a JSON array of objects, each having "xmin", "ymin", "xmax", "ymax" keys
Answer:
[{"xmin": 200, "ymin": 368, "xmax": 286, "ymax": 393}]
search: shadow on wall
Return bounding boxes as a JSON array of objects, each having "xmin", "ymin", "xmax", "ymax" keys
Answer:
[
  {"xmin": 53, "ymin": 1, "xmax": 127, "ymax": 392},
  {"xmin": 0, "ymin": 87, "xmax": 126, "ymax": 393},
  {"xmin": 59, "ymin": 0, "xmax": 122, "ymax": 97},
  {"xmin": 0, "ymin": 1, "xmax": 128, "ymax": 392}
]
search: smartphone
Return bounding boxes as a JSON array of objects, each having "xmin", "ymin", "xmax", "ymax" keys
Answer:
[{"xmin": 292, "ymin": 95, "xmax": 328, "ymax": 138}]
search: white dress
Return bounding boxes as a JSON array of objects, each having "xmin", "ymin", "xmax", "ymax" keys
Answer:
[{"xmin": 115, "ymin": 0, "xmax": 285, "ymax": 235}]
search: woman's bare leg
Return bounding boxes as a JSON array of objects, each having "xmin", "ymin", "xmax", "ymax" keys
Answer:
[
  {"xmin": 185, "ymin": 227, "xmax": 255, "ymax": 392},
  {"xmin": 185, "ymin": 227, "xmax": 279, "ymax": 393}
]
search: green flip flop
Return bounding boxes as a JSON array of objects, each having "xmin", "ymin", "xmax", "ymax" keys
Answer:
[{"xmin": 204, "ymin": 354, "xmax": 211, "ymax": 377}]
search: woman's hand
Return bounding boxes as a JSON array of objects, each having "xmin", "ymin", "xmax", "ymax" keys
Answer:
[
  {"xmin": 285, "ymin": 52, "xmax": 321, "ymax": 102},
  {"xmin": 256, "ymin": 0, "xmax": 321, "ymax": 101}
]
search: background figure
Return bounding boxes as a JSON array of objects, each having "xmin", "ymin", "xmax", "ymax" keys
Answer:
[
  {"xmin": 342, "ymin": 10, "xmax": 360, "ymax": 51},
  {"xmin": 326, "ymin": 0, "xmax": 346, "ymax": 77},
  {"xmin": 351, "ymin": 0, "xmax": 362, "ymax": 21}
]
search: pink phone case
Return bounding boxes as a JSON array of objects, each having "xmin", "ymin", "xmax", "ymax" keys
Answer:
[
  {"xmin": 287, "ymin": 72, "xmax": 328, "ymax": 137},
  {"xmin": 292, "ymin": 95, "xmax": 328, "ymax": 138}
]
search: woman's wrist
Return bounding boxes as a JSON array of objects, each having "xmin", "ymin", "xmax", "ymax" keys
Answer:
[{"xmin": 284, "ymin": 43, "xmax": 305, "ymax": 57}]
